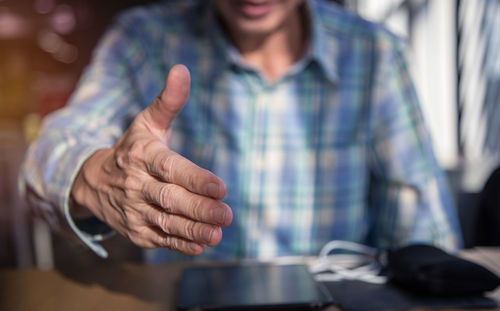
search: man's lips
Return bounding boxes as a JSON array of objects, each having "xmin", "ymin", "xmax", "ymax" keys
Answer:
[{"xmin": 237, "ymin": 1, "xmax": 273, "ymax": 18}]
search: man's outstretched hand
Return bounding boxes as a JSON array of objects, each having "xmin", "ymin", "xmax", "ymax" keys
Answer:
[{"xmin": 70, "ymin": 65, "xmax": 232, "ymax": 255}]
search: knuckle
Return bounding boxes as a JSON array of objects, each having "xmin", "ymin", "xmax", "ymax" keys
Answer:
[
  {"xmin": 184, "ymin": 221, "xmax": 196, "ymax": 241},
  {"xmin": 127, "ymin": 140, "xmax": 146, "ymax": 164},
  {"xmin": 155, "ymin": 228, "xmax": 202, "ymax": 255},
  {"xmin": 114, "ymin": 150, "xmax": 127, "ymax": 169},
  {"xmin": 189, "ymin": 196, "xmax": 204, "ymax": 220},
  {"xmin": 185, "ymin": 173, "xmax": 196, "ymax": 192},
  {"xmin": 124, "ymin": 216, "xmax": 140, "ymax": 232},
  {"xmin": 158, "ymin": 153, "xmax": 176, "ymax": 181},
  {"xmin": 168, "ymin": 238, "xmax": 182, "ymax": 253},
  {"xmin": 143, "ymin": 139, "xmax": 161, "ymax": 153},
  {"xmin": 156, "ymin": 212, "xmax": 169, "ymax": 232},
  {"xmin": 167, "ymin": 238, "xmax": 193, "ymax": 255},
  {"xmin": 123, "ymin": 175, "xmax": 141, "ymax": 198},
  {"xmin": 157, "ymin": 235, "xmax": 170, "ymax": 249},
  {"xmin": 177, "ymin": 241, "xmax": 196, "ymax": 255},
  {"xmin": 158, "ymin": 184, "xmax": 174, "ymax": 212},
  {"xmin": 126, "ymin": 212, "xmax": 142, "ymax": 227}
]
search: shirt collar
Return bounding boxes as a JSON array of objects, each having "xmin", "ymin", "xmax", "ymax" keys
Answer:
[
  {"xmin": 306, "ymin": 0, "xmax": 340, "ymax": 84},
  {"xmin": 202, "ymin": 0, "xmax": 340, "ymax": 84}
]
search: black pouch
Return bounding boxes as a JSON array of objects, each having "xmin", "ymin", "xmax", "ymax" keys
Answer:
[{"xmin": 386, "ymin": 244, "xmax": 500, "ymax": 296}]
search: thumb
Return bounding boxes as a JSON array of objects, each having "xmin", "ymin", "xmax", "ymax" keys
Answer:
[{"xmin": 137, "ymin": 64, "xmax": 190, "ymax": 135}]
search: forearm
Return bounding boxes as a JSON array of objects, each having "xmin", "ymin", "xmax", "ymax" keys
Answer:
[{"xmin": 21, "ymin": 128, "xmax": 111, "ymax": 226}]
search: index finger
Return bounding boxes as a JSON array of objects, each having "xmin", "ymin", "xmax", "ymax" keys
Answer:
[{"xmin": 146, "ymin": 149, "xmax": 226, "ymax": 200}]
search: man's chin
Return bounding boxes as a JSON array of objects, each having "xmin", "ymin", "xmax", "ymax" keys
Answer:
[{"xmin": 231, "ymin": 20, "xmax": 281, "ymax": 37}]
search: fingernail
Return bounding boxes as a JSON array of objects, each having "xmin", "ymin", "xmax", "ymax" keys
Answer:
[
  {"xmin": 206, "ymin": 183, "xmax": 220, "ymax": 198},
  {"xmin": 203, "ymin": 226, "xmax": 214, "ymax": 244},
  {"xmin": 212, "ymin": 207, "xmax": 227, "ymax": 225}
]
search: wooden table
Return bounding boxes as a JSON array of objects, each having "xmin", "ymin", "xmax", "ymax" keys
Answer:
[{"xmin": 1, "ymin": 248, "xmax": 499, "ymax": 311}]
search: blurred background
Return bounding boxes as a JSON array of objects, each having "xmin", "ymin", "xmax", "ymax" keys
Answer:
[{"xmin": 0, "ymin": 0, "xmax": 499, "ymax": 269}]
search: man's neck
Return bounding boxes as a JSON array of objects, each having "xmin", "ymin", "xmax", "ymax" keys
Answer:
[{"xmin": 225, "ymin": 8, "xmax": 307, "ymax": 83}]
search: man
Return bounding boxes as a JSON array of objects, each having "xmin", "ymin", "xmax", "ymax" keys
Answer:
[{"xmin": 21, "ymin": 0, "xmax": 462, "ymax": 262}]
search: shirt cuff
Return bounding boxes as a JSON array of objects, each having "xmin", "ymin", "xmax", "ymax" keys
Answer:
[{"xmin": 61, "ymin": 145, "xmax": 113, "ymax": 258}]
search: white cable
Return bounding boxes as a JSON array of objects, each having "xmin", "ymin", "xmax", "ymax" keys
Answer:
[
  {"xmin": 310, "ymin": 240, "xmax": 387, "ymax": 284},
  {"xmin": 319, "ymin": 240, "xmax": 378, "ymax": 257}
]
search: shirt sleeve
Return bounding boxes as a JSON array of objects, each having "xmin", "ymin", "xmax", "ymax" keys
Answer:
[
  {"xmin": 19, "ymin": 15, "xmax": 146, "ymax": 258},
  {"xmin": 367, "ymin": 31, "xmax": 463, "ymax": 251}
]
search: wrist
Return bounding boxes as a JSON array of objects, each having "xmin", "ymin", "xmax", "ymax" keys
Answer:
[{"xmin": 69, "ymin": 148, "xmax": 112, "ymax": 219}]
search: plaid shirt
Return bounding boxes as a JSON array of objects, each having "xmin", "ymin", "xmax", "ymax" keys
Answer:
[{"xmin": 21, "ymin": 0, "xmax": 462, "ymax": 262}]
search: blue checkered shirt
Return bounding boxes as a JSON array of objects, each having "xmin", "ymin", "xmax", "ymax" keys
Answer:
[{"xmin": 20, "ymin": 0, "xmax": 462, "ymax": 262}]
